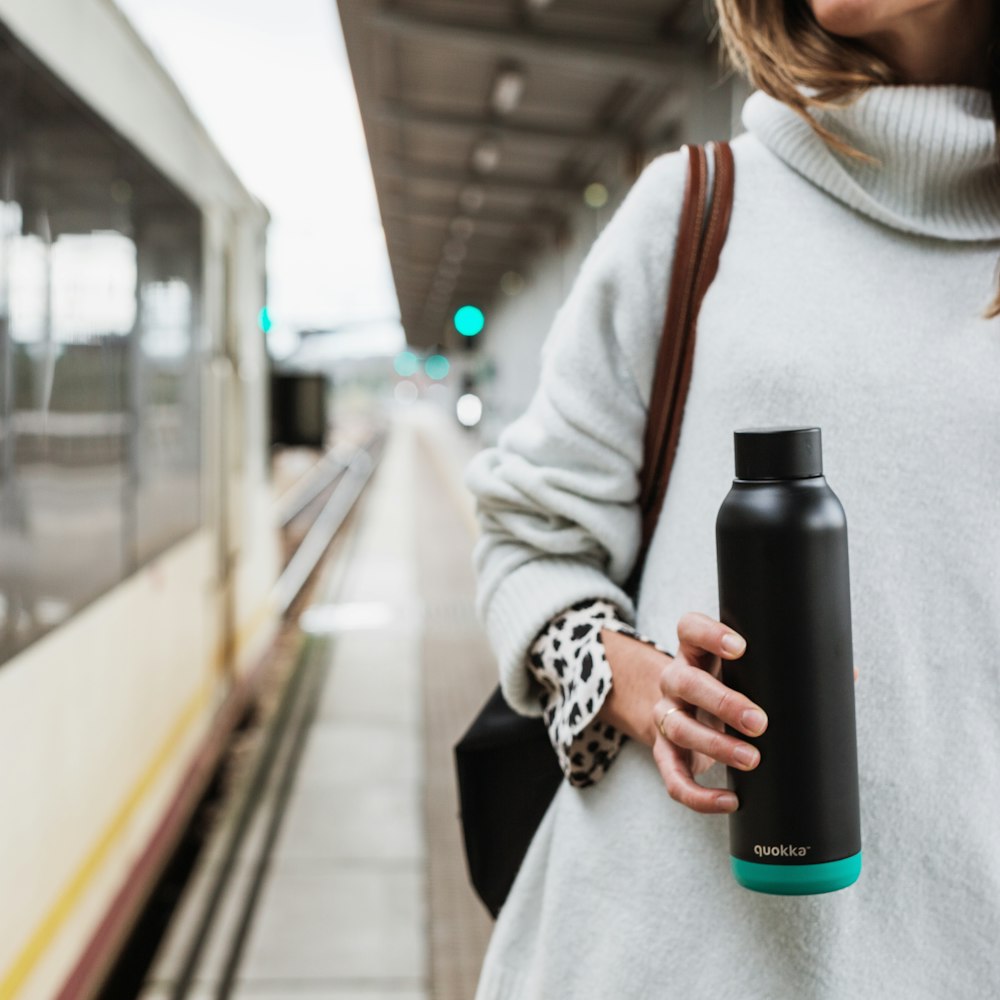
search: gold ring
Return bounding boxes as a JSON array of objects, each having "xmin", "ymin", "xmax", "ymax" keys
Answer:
[{"xmin": 657, "ymin": 706, "xmax": 682, "ymax": 739}]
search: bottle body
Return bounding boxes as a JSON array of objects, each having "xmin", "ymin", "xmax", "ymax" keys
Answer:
[{"xmin": 715, "ymin": 429, "xmax": 861, "ymax": 895}]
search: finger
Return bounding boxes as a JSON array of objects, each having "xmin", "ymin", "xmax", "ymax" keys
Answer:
[
  {"xmin": 661, "ymin": 660, "xmax": 768, "ymax": 737},
  {"xmin": 660, "ymin": 705, "xmax": 761, "ymax": 771},
  {"xmin": 676, "ymin": 611, "xmax": 746, "ymax": 666},
  {"xmin": 854, "ymin": 666, "xmax": 859, "ymax": 683},
  {"xmin": 652, "ymin": 734, "xmax": 739, "ymax": 814}
]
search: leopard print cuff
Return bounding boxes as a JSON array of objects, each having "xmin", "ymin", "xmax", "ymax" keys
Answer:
[{"xmin": 527, "ymin": 598, "xmax": 667, "ymax": 788}]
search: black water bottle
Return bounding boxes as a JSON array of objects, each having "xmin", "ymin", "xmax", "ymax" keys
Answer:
[{"xmin": 715, "ymin": 427, "xmax": 861, "ymax": 895}]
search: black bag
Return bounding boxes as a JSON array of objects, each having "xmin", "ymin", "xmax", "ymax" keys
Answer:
[
  {"xmin": 454, "ymin": 142, "xmax": 736, "ymax": 918},
  {"xmin": 453, "ymin": 688, "xmax": 562, "ymax": 917}
]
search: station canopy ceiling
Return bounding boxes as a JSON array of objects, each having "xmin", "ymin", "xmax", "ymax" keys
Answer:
[{"xmin": 336, "ymin": 0, "xmax": 719, "ymax": 349}]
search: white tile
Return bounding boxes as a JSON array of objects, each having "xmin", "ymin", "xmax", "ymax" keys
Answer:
[
  {"xmin": 237, "ymin": 862, "xmax": 426, "ymax": 982},
  {"xmin": 294, "ymin": 723, "xmax": 422, "ymax": 790},
  {"xmin": 231, "ymin": 989, "xmax": 425, "ymax": 999},
  {"xmin": 326, "ymin": 631, "xmax": 421, "ymax": 670},
  {"xmin": 317, "ymin": 649, "xmax": 421, "ymax": 728},
  {"xmin": 273, "ymin": 784, "xmax": 423, "ymax": 863}
]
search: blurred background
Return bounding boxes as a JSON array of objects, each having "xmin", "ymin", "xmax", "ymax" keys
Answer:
[{"xmin": 0, "ymin": 1, "xmax": 749, "ymax": 998}]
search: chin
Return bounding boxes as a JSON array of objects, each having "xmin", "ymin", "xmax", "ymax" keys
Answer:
[{"xmin": 807, "ymin": 0, "xmax": 881, "ymax": 37}]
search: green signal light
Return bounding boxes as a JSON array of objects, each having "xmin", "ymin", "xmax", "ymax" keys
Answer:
[
  {"xmin": 425, "ymin": 354, "xmax": 450, "ymax": 380},
  {"xmin": 258, "ymin": 306, "xmax": 273, "ymax": 334},
  {"xmin": 393, "ymin": 350, "xmax": 419, "ymax": 377},
  {"xmin": 453, "ymin": 305, "xmax": 485, "ymax": 337}
]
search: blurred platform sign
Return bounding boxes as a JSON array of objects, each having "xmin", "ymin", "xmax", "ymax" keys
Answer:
[{"xmin": 271, "ymin": 373, "xmax": 329, "ymax": 448}]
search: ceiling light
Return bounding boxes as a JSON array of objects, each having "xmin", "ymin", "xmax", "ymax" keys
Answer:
[
  {"xmin": 425, "ymin": 354, "xmax": 451, "ymax": 381},
  {"xmin": 584, "ymin": 182, "xmax": 609, "ymax": 208},
  {"xmin": 526, "ymin": 0, "xmax": 555, "ymax": 8},
  {"xmin": 443, "ymin": 239, "xmax": 467, "ymax": 263},
  {"xmin": 450, "ymin": 216, "xmax": 475, "ymax": 239},
  {"xmin": 491, "ymin": 64, "xmax": 525, "ymax": 116},
  {"xmin": 471, "ymin": 137, "xmax": 501, "ymax": 174},
  {"xmin": 459, "ymin": 185, "xmax": 486, "ymax": 212},
  {"xmin": 501, "ymin": 270, "xmax": 525, "ymax": 296},
  {"xmin": 456, "ymin": 393, "xmax": 483, "ymax": 428}
]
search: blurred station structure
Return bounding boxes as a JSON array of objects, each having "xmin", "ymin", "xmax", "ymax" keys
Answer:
[
  {"xmin": 338, "ymin": 0, "xmax": 748, "ymax": 434},
  {"xmin": 0, "ymin": 1, "xmax": 744, "ymax": 999}
]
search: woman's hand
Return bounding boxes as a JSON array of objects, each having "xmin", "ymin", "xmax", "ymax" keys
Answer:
[
  {"xmin": 651, "ymin": 612, "xmax": 766, "ymax": 815},
  {"xmin": 599, "ymin": 611, "xmax": 767, "ymax": 816},
  {"xmin": 595, "ymin": 628, "xmax": 667, "ymax": 747}
]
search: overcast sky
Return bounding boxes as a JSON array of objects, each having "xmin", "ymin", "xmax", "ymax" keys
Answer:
[{"xmin": 115, "ymin": 0, "xmax": 404, "ymax": 356}]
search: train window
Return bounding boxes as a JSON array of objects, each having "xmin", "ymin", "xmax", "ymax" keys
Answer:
[{"xmin": 0, "ymin": 26, "xmax": 203, "ymax": 665}]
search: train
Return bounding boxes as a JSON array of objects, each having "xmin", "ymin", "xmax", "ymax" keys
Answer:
[{"xmin": 0, "ymin": 1, "xmax": 282, "ymax": 997}]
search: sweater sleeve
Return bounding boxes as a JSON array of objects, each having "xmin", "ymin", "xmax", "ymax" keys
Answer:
[{"xmin": 464, "ymin": 149, "xmax": 689, "ymax": 715}]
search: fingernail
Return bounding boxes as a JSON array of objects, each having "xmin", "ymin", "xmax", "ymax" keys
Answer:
[
  {"xmin": 721, "ymin": 632, "xmax": 746, "ymax": 655},
  {"xmin": 718, "ymin": 792, "xmax": 738, "ymax": 812},
  {"xmin": 732, "ymin": 745, "xmax": 759, "ymax": 769},
  {"xmin": 740, "ymin": 708, "xmax": 767, "ymax": 735}
]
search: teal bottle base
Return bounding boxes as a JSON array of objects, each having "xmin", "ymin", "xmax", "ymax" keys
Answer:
[{"xmin": 731, "ymin": 852, "xmax": 862, "ymax": 895}]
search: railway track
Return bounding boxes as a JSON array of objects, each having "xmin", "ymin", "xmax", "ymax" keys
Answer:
[{"xmin": 97, "ymin": 430, "xmax": 386, "ymax": 1000}]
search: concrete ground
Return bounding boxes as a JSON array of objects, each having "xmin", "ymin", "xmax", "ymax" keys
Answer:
[{"xmin": 143, "ymin": 408, "xmax": 496, "ymax": 999}]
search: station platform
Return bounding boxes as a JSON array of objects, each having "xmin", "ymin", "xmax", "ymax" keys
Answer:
[{"xmin": 140, "ymin": 410, "xmax": 496, "ymax": 999}]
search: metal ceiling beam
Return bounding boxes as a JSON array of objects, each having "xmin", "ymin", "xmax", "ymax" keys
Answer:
[
  {"xmin": 394, "ymin": 254, "xmax": 514, "ymax": 274},
  {"xmin": 368, "ymin": 7, "xmax": 699, "ymax": 79},
  {"xmin": 395, "ymin": 262, "xmax": 517, "ymax": 281},
  {"xmin": 384, "ymin": 209, "xmax": 554, "ymax": 238},
  {"xmin": 385, "ymin": 195, "xmax": 560, "ymax": 222},
  {"xmin": 391, "ymin": 235, "xmax": 545, "ymax": 260},
  {"xmin": 420, "ymin": 299, "xmax": 496, "ymax": 324},
  {"xmin": 395, "ymin": 279, "xmax": 503, "ymax": 298},
  {"xmin": 390, "ymin": 236, "xmax": 531, "ymax": 261},
  {"xmin": 393, "ymin": 242, "xmax": 538, "ymax": 268},
  {"xmin": 395, "ymin": 263, "xmax": 510, "ymax": 286},
  {"xmin": 411, "ymin": 295, "xmax": 498, "ymax": 319},
  {"xmin": 375, "ymin": 101, "xmax": 633, "ymax": 148},
  {"xmin": 376, "ymin": 159, "xmax": 582, "ymax": 196},
  {"xmin": 404, "ymin": 289, "xmax": 499, "ymax": 310}
]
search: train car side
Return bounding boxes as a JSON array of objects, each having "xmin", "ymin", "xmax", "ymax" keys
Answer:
[{"xmin": 0, "ymin": 2, "xmax": 279, "ymax": 998}]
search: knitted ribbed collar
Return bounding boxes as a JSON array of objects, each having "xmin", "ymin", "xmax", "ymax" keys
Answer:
[{"xmin": 742, "ymin": 85, "xmax": 1000, "ymax": 241}]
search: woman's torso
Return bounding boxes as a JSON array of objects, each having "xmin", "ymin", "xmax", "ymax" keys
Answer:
[{"xmin": 476, "ymin": 125, "xmax": 1000, "ymax": 1000}]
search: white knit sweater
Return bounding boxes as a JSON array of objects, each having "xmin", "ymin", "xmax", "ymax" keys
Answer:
[{"xmin": 466, "ymin": 85, "xmax": 1000, "ymax": 1000}]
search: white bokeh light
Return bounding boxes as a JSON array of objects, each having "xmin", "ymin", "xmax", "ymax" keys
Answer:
[
  {"xmin": 394, "ymin": 380, "xmax": 418, "ymax": 405},
  {"xmin": 456, "ymin": 393, "xmax": 483, "ymax": 427}
]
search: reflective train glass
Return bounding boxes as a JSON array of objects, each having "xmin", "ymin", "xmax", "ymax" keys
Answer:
[{"xmin": 0, "ymin": 27, "xmax": 204, "ymax": 665}]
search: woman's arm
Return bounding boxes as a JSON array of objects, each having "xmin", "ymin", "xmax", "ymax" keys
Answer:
[
  {"xmin": 527, "ymin": 598, "xmax": 674, "ymax": 786},
  {"xmin": 465, "ymin": 150, "xmax": 690, "ymax": 717},
  {"xmin": 527, "ymin": 599, "xmax": 629, "ymax": 786},
  {"xmin": 525, "ymin": 595, "xmax": 771, "ymax": 806}
]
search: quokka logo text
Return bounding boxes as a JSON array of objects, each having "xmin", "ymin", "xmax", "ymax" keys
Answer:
[{"xmin": 754, "ymin": 844, "xmax": 811, "ymax": 858}]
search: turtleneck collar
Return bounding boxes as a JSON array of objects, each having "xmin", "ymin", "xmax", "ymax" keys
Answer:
[{"xmin": 742, "ymin": 85, "xmax": 1000, "ymax": 242}]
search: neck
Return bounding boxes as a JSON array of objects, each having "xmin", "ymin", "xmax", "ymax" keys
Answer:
[
  {"xmin": 861, "ymin": 0, "xmax": 992, "ymax": 87},
  {"xmin": 742, "ymin": 86, "xmax": 1000, "ymax": 242}
]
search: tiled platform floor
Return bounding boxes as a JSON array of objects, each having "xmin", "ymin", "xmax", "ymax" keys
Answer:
[{"xmin": 145, "ymin": 410, "xmax": 495, "ymax": 999}]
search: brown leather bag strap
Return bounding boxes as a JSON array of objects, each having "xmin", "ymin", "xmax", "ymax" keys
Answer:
[
  {"xmin": 627, "ymin": 141, "xmax": 735, "ymax": 597},
  {"xmin": 638, "ymin": 144, "xmax": 708, "ymax": 521}
]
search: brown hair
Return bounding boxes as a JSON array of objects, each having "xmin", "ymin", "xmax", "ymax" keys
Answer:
[{"xmin": 714, "ymin": 0, "xmax": 1000, "ymax": 318}]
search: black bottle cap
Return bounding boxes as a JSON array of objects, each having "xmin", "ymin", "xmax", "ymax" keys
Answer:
[{"xmin": 734, "ymin": 426, "xmax": 823, "ymax": 481}]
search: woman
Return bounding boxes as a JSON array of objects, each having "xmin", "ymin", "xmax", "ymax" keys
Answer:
[{"xmin": 465, "ymin": 0, "xmax": 999, "ymax": 996}]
